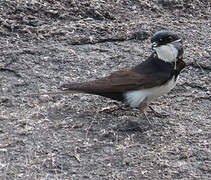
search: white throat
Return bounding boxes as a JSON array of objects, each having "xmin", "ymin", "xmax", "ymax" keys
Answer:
[{"xmin": 154, "ymin": 43, "xmax": 178, "ymax": 63}]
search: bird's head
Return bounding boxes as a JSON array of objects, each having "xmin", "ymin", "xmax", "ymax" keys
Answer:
[{"xmin": 151, "ymin": 31, "xmax": 183, "ymax": 63}]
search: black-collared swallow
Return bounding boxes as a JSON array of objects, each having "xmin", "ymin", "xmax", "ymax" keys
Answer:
[
  {"xmin": 25, "ymin": 31, "xmax": 185, "ymax": 123},
  {"xmin": 59, "ymin": 31, "xmax": 185, "ymax": 114}
]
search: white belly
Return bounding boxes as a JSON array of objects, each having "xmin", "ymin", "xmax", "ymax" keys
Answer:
[{"xmin": 124, "ymin": 76, "xmax": 177, "ymax": 108}]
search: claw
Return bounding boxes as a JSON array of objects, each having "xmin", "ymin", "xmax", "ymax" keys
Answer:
[
  {"xmin": 143, "ymin": 111, "xmax": 153, "ymax": 126},
  {"xmin": 149, "ymin": 106, "xmax": 168, "ymax": 118}
]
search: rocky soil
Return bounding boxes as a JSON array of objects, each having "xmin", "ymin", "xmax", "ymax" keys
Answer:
[{"xmin": 0, "ymin": 0, "xmax": 210, "ymax": 179}]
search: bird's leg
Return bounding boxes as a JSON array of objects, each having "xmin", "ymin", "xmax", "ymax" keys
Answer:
[
  {"xmin": 142, "ymin": 111, "xmax": 153, "ymax": 126},
  {"xmin": 138, "ymin": 99, "xmax": 153, "ymax": 125}
]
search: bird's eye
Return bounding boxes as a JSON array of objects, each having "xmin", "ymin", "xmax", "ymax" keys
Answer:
[{"xmin": 168, "ymin": 36, "xmax": 173, "ymax": 41}]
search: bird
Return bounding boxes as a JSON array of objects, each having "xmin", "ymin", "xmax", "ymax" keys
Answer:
[
  {"xmin": 59, "ymin": 31, "xmax": 185, "ymax": 121},
  {"xmin": 24, "ymin": 31, "xmax": 186, "ymax": 124}
]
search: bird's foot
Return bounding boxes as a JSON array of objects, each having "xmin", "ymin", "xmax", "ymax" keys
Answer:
[
  {"xmin": 100, "ymin": 103, "xmax": 129, "ymax": 114},
  {"xmin": 148, "ymin": 106, "xmax": 169, "ymax": 118},
  {"xmin": 100, "ymin": 105, "xmax": 120, "ymax": 113},
  {"xmin": 142, "ymin": 111, "xmax": 154, "ymax": 127}
]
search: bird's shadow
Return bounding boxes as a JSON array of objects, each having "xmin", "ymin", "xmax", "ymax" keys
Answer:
[{"xmin": 98, "ymin": 103, "xmax": 166, "ymax": 133}]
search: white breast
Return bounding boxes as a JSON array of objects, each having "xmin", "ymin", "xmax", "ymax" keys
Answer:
[
  {"xmin": 124, "ymin": 77, "xmax": 177, "ymax": 108},
  {"xmin": 154, "ymin": 44, "xmax": 178, "ymax": 63}
]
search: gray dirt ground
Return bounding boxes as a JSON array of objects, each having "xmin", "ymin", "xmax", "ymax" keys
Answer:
[{"xmin": 0, "ymin": 0, "xmax": 210, "ymax": 179}]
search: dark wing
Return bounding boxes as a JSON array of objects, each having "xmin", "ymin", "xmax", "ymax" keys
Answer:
[
  {"xmin": 60, "ymin": 68, "xmax": 171, "ymax": 101},
  {"xmin": 88, "ymin": 68, "xmax": 171, "ymax": 92},
  {"xmin": 60, "ymin": 55, "xmax": 175, "ymax": 101}
]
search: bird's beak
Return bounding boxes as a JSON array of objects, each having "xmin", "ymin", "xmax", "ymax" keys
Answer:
[
  {"xmin": 171, "ymin": 39, "xmax": 183, "ymax": 56},
  {"xmin": 171, "ymin": 39, "xmax": 182, "ymax": 45},
  {"xmin": 152, "ymin": 42, "xmax": 158, "ymax": 49},
  {"xmin": 170, "ymin": 39, "xmax": 183, "ymax": 50}
]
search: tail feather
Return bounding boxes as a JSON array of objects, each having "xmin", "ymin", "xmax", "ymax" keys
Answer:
[
  {"xmin": 59, "ymin": 82, "xmax": 124, "ymax": 101},
  {"xmin": 59, "ymin": 82, "xmax": 94, "ymax": 94}
]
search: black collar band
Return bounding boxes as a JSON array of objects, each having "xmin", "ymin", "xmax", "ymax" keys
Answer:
[{"xmin": 153, "ymin": 53, "xmax": 176, "ymax": 69}]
